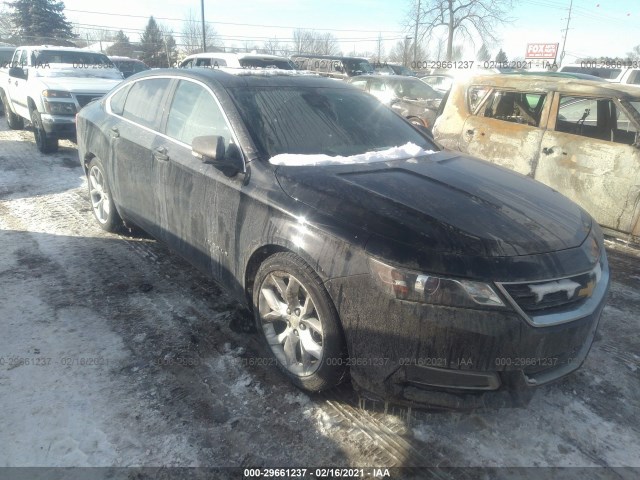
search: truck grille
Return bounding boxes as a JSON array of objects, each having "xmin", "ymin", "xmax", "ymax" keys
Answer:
[{"xmin": 75, "ymin": 94, "xmax": 103, "ymax": 108}]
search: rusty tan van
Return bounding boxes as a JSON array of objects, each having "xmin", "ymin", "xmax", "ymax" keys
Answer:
[{"xmin": 433, "ymin": 74, "xmax": 640, "ymax": 241}]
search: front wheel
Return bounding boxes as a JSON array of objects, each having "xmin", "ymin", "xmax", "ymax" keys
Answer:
[
  {"xmin": 30, "ymin": 109, "xmax": 58, "ymax": 153},
  {"xmin": 253, "ymin": 252, "xmax": 347, "ymax": 392},
  {"xmin": 87, "ymin": 158, "xmax": 122, "ymax": 232}
]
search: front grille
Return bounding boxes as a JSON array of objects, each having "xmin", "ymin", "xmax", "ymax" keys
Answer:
[
  {"xmin": 500, "ymin": 263, "xmax": 601, "ymax": 315},
  {"xmin": 75, "ymin": 94, "xmax": 103, "ymax": 108}
]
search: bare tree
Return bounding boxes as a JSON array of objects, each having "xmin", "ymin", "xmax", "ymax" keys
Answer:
[
  {"xmin": 182, "ymin": 9, "xmax": 222, "ymax": 54},
  {"xmin": 416, "ymin": 0, "xmax": 515, "ymax": 61},
  {"xmin": 376, "ymin": 33, "xmax": 385, "ymax": 63},
  {"xmin": 263, "ymin": 37, "xmax": 281, "ymax": 55},
  {"xmin": 0, "ymin": 4, "xmax": 13, "ymax": 43},
  {"xmin": 389, "ymin": 38, "xmax": 426, "ymax": 67},
  {"xmin": 628, "ymin": 45, "xmax": 640, "ymax": 61},
  {"xmin": 292, "ymin": 29, "xmax": 339, "ymax": 55}
]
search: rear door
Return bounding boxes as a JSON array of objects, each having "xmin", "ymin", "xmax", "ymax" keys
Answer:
[
  {"xmin": 108, "ymin": 77, "xmax": 173, "ymax": 233},
  {"xmin": 537, "ymin": 93, "xmax": 640, "ymax": 235},
  {"xmin": 461, "ymin": 87, "xmax": 550, "ymax": 176}
]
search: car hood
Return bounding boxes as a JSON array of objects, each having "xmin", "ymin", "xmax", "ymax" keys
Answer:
[{"xmin": 275, "ymin": 151, "xmax": 592, "ymax": 259}]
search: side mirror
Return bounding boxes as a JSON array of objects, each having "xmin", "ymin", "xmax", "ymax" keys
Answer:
[
  {"xmin": 192, "ymin": 135, "xmax": 244, "ymax": 176},
  {"xmin": 9, "ymin": 66, "xmax": 26, "ymax": 80}
]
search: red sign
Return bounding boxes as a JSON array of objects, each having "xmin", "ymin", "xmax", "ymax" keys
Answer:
[{"xmin": 526, "ymin": 43, "xmax": 559, "ymax": 59}]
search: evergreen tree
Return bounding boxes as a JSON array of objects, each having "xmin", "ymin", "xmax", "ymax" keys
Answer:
[
  {"xmin": 8, "ymin": 0, "xmax": 76, "ymax": 45},
  {"xmin": 476, "ymin": 44, "xmax": 491, "ymax": 62},
  {"xmin": 106, "ymin": 30, "xmax": 134, "ymax": 57},
  {"xmin": 140, "ymin": 17, "xmax": 165, "ymax": 67},
  {"xmin": 495, "ymin": 48, "xmax": 508, "ymax": 63},
  {"xmin": 163, "ymin": 33, "xmax": 178, "ymax": 67}
]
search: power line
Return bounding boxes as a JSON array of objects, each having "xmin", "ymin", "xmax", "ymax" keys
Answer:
[{"xmin": 65, "ymin": 8, "xmax": 403, "ymax": 34}]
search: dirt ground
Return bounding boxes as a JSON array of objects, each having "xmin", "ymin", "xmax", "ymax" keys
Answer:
[{"xmin": 0, "ymin": 121, "xmax": 638, "ymax": 478}]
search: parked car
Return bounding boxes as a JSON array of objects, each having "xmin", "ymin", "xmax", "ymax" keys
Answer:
[
  {"xmin": 420, "ymin": 73, "xmax": 454, "ymax": 94},
  {"xmin": 109, "ymin": 56, "xmax": 150, "ymax": 78},
  {"xmin": 76, "ymin": 69, "xmax": 609, "ymax": 409},
  {"xmin": 374, "ymin": 63, "xmax": 416, "ymax": 76},
  {"xmin": 348, "ymin": 75, "xmax": 443, "ymax": 127},
  {"xmin": 559, "ymin": 63, "xmax": 640, "ymax": 86},
  {"xmin": 0, "ymin": 46, "xmax": 16, "ymax": 115},
  {"xmin": 290, "ymin": 55, "xmax": 374, "ymax": 79},
  {"xmin": 433, "ymin": 73, "xmax": 640, "ymax": 241},
  {"xmin": 179, "ymin": 52, "xmax": 296, "ymax": 70},
  {"xmin": 0, "ymin": 46, "xmax": 123, "ymax": 153}
]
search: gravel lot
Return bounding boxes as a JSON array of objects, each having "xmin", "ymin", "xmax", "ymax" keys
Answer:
[{"xmin": 0, "ymin": 121, "xmax": 638, "ymax": 478}]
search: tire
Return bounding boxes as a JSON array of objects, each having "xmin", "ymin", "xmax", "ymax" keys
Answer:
[
  {"xmin": 30, "ymin": 109, "xmax": 58, "ymax": 153},
  {"xmin": 87, "ymin": 157, "xmax": 123, "ymax": 232},
  {"xmin": 3, "ymin": 92, "xmax": 24, "ymax": 130},
  {"xmin": 253, "ymin": 252, "xmax": 347, "ymax": 392}
]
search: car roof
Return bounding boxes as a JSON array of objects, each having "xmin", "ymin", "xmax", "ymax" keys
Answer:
[
  {"xmin": 502, "ymin": 71, "xmax": 604, "ymax": 81},
  {"xmin": 463, "ymin": 73, "xmax": 640, "ymax": 99},
  {"xmin": 128, "ymin": 68, "xmax": 354, "ymax": 89},
  {"xmin": 182, "ymin": 52, "xmax": 289, "ymax": 60},
  {"xmin": 108, "ymin": 56, "xmax": 145, "ymax": 62},
  {"xmin": 290, "ymin": 54, "xmax": 369, "ymax": 61},
  {"xmin": 348, "ymin": 75, "xmax": 420, "ymax": 82}
]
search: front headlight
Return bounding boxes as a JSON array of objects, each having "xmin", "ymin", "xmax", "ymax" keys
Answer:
[
  {"xmin": 43, "ymin": 100, "xmax": 76, "ymax": 115},
  {"xmin": 369, "ymin": 258, "xmax": 505, "ymax": 308}
]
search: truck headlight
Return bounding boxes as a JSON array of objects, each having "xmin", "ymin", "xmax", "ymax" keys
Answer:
[
  {"xmin": 43, "ymin": 100, "xmax": 76, "ymax": 115},
  {"xmin": 369, "ymin": 258, "xmax": 505, "ymax": 308}
]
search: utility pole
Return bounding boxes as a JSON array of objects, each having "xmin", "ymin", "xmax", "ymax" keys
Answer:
[
  {"xmin": 201, "ymin": 0, "xmax": 207, "ymax": 53},
  {"xmin": 559, "ymin": 0, "xmax": 573, "ymax": 67},
  {"xmin": 403, "ymin": 36, "xmax": 411, "ymax": 67},
  {"xmin": 413, "ymin": 0, "xmax": 421, "ymax": 64}
]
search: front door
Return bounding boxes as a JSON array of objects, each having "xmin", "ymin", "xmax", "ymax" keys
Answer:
[{"xmin": 461, "ymin": 88, "xmax": 550, "ymax": 176}]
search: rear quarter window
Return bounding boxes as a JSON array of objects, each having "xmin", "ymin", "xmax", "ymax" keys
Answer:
[{"xmin": 467, "ymin": 86, "xmax": 491, "ymax": 113}]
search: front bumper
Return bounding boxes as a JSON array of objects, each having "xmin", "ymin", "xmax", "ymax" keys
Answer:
[
  {"xmin": 324, "ymin": 260, "xmax": 610, "ymax": 410},
  {"xmin": 40, "ymin": 113, "xmax": 76, "ymax": 139}
]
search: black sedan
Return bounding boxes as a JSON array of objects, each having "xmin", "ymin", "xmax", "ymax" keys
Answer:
[{"xmin": 76, "ymin": 69, "xmax": 609, "ymax": 409}]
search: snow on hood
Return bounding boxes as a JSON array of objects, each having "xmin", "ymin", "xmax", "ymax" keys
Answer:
[{"xmin": 269, "ymin": 142, "xmax": 435, "ymax": 166}]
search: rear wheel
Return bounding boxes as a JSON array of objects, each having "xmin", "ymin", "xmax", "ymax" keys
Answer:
[
  {"xmin": 30, "ymin": 109, "xmax": 58, "ymax": 153},
  {"xmin": 87, "ymin": 157, "xmax": 122, "ymax": 232},
  {"xmin": 253, "ymin": 252, "xmax": 347, "ymax": 392}
]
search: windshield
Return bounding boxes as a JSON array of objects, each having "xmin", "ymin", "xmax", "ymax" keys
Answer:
[
  {"xmin": 343, "ymin": 59, "xmax": 374, "ymax": 76},
  {"xmin": 388, "ymin": 78, "xmax": 443, "ymax": 100},
  {"xmin": 228, "ymin": 86, "xmax": 436, "ymax": 159},
  {"xmin": 32, "ymin": 50, "xmax": 114, "ymax": 68},
  {"xmin": 240, "ymin": 58, "xmax": 295, "ymax": 70}
]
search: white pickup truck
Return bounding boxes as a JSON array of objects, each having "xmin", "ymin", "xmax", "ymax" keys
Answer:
[{"xmin": 0, "ymin": 46, "xmax": 123, "ymax": 153}]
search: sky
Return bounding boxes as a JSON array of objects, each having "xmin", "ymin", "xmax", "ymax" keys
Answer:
[{"xmin": 3, "ymin": 0, "xmax": 639, "ymax": 63}]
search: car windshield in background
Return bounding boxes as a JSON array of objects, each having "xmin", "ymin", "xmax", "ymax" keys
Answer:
[
  {"xmin": 228, "ymin": 87, "xmax": 435, "ymax": 159},
  {"xmin": 239, "ymin": 58, "xmax": 295, "ymax": 70},
  {"xmin": 389, "ymin": 78, "xmax": 443, "ymax": 100},
  {"xmin": 114, "ymin": 60, "xmax": 148, "ymax": 74},
  {"xmin": 32, "ymin": 50, "xmax": 114, "ymax": 67},
  {"xmin": 344, "ymin": 59, "xmax": 374, "ymax": 75},
  {"xmin": 0, "ymin": 50, "xmax": 14, "ymax": 63}
]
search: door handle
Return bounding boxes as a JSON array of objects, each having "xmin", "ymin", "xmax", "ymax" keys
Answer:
[
  {"xmin": 153, "ymin": 147, "xmax": 169, "ymax": 162},
  {"xmin": 110, "ymin": 126, "xmax": 119, "ymax": 138},
  {"xmin": 466, "ymin": 129, "xmax": 475, "ymax": 135},
  {"xmin": 542, "ymin": 147, "xmax": 554, "ymax": 155},
  {"xmin": 14, "ymin": 81, "xmax": 18, "ymax": 87}
]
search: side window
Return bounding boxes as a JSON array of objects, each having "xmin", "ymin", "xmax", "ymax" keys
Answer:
[
  {"xmin": 19, "ymin": 49, "xmax": 28, "ymax": 67},
  {"xmin": 181, "ymin": 59, "xmax": 193, "ymax": 68},
  {"xmin": 109, "ymin": 84, "xmax": 132, "ymax": 116},
  {"xmin": 482, "ymin": 90, "xmax": 546, "ymax": 127},
  {"xmin": 627, "ymin": 70, "xmax": 640, "ymax": 85},
  {"xmin": 122, "ymin": 78, "xmax": 171, "ymax": 130},
  {"xmin": 556, "ymin": 96, "xmax": 637, "ymax": 145},
  {"xmin": 369, "ymin": 80, "xmax": 387, "ymax": 93},
  {"xmin": 467, "ymin": 86, "xmax": 490, "ymax": 113},
  {"xmin": 350, "ymin": 80, "xmax": 367, "ymax": 90},
  {"xmin": 165, "ymin": 80, "xmax": 233, "ymax": 147}
]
